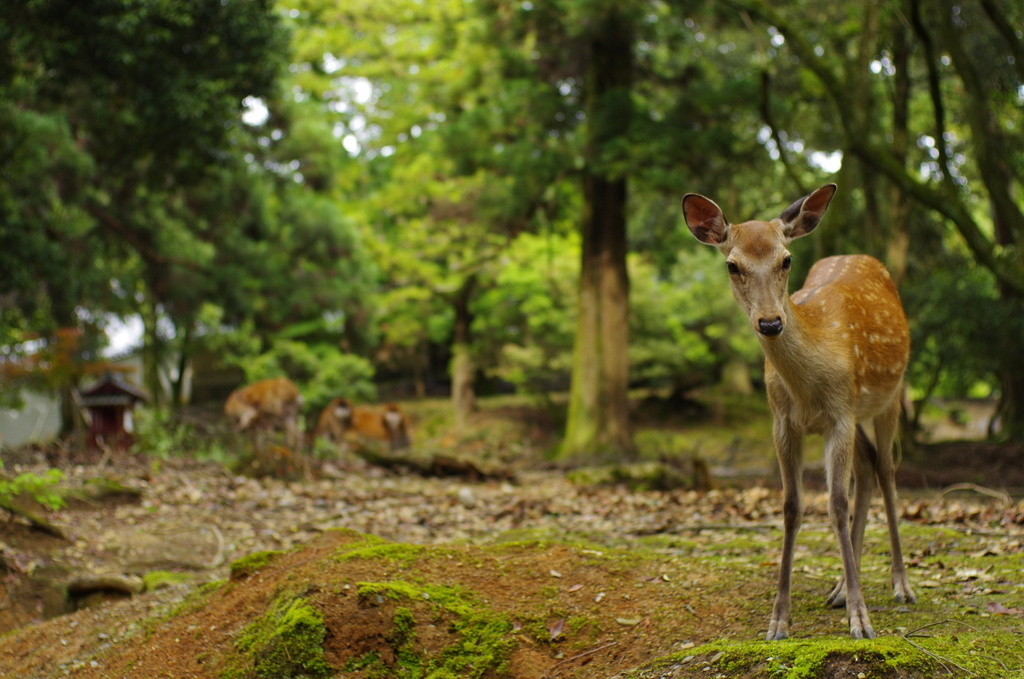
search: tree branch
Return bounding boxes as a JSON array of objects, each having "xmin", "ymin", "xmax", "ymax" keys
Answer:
[
  {"xmin": 758, "ymin": 71, "xmax": 810, "ymax": 196},
  {"xmin": 86, "ymin": 202, "xmax": 205, "ymax": 273},
  {"xmin": 730, "ymin": 0, "xmax": 1024, "ymax": 297},
  {"xmin": 934, "ymin": 0, "xmax": 1024, "ymax": 246},
  {"xmin": 979, "ymin": 0, "xmax": 1024, "ymax": 83}
]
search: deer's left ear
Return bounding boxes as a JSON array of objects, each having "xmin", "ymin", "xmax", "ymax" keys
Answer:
[
  {"xmin": 780, "ymin": 183, "xmax": 837, "ymax": 241},
  {"xmin": 683, "ymin": 193, "xmax": 730, "ymax": 245}
]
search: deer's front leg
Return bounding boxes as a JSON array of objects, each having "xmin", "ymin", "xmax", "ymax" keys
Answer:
[
  {"xmin": 767, "ymin": 418, "xmax": 803, "ymax": 641},
  {"xmin": 825, "ymin": 420, "xmax": 875, "ymax": 640}
]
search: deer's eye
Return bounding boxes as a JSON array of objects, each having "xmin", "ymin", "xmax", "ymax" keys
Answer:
[
  {"xmin": 727, "ymin": 262, "xmax": 740, "ymax": 275},
  {"xmin": 781, "ymin": 255, "xmax": 792, "ymax": 271}
]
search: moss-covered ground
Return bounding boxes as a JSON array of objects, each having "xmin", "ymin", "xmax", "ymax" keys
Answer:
[{"xmin": 0, "ymin": 392, "xmax": 1021, "ymax": 678}]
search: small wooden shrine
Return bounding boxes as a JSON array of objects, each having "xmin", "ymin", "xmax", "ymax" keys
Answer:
[{"xmin": 79, "ymin": 372, "xmax": 148, "ymax": 449}]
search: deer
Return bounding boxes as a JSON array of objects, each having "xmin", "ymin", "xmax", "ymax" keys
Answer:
[
  {"xmin": 314, "ymin": 397, "xmax": 411, "ymax": 452},
  {"xmin": 681, "ymin": 183, "xmax": 915, "ymax": 641},
  {"xmin": 224, "ymin": 377, "xmax": 303, "ymax": 451}
]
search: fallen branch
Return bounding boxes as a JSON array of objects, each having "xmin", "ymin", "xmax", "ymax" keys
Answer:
[
  {"xmin": 347, "ymin": 443, "xmax": 516, "ymax": 482},
  {"xmin": 939, "ymin": 483, "xmax": 1012, "ymax": 504},
  {"xmin": 901, "ymin": 635, "xmax": 975, "ymax": 677},
  {"xmin": 901, "ymin": 619, "xmax": 984, "ymax": 677},
  {"xmin": 67, "ymin": 574, "xmax": 144, "ymax": 597}
]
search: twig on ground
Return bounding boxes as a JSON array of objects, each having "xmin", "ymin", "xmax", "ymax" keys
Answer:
[
  {"xmin": 539, "ymin": 641, "xmax": 619, "ymax": 679},
  {"xmin": 901, "ymin": 619, "xmax": 986, "ymax": 677},
  {"xmin": 939, "ymin": 483, "xmax": 1012, "ymax": 504},
  {"xmin": 904, "ymin": 619, "xmax": 981, "ymax": 637},
  {"xmin": 203, "ymin": 524, "xmax": 225, "ymax": 568}
]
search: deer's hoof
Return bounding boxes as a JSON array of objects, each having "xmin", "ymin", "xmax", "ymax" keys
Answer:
[
  {"xmin": 893, "ymin": 580, "xmax": 917, "ymax": 605},
  {"xmin": 850, "ymin": 624, "xmax": 877, "ymax": 640},
  {"xmin": 765, "ymin": 620, "xmax": 789, "ymax": 641},
  {"xmin": 848, "ymin": 605, "xmax": 876, "ymax": 640}
]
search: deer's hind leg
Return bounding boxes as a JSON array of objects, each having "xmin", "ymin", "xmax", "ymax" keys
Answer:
[
  {"xmin": 826, "ymin": 424, "xmax": 876, "ymax": 608},
  {"xmin": 874, "ymin": 398, "xmax": 916, "ymax": 604}
]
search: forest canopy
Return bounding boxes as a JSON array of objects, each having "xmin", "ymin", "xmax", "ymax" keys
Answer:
[{"xmin": 2, "ymin": 0, "xmax": 1024, "ymax": 447}]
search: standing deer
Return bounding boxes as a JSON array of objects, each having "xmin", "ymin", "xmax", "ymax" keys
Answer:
[
  {"xmin": 682, "ymin": 184, "xmax": 915, "ymax": 640},
  {"xmin": 224, "ymin": 377, "xmax": 303, "ymax": 451}
]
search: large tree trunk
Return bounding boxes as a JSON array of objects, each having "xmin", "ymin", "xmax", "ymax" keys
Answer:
[
  {"xmin": 560, "ymin": 7, "xmax": 636, "ymax": 462},
  {"xmin": 140, "ymin": 286, "xmax": 164, "ymax": 410},
  {"xmin": 451, "ymin": 275, "xmax": 476, "ymax": 429}
]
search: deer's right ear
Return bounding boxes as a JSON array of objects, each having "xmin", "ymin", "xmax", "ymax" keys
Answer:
[{"xmin": 682, "ymin": 194, "xmax": 730, "ymax": 245}]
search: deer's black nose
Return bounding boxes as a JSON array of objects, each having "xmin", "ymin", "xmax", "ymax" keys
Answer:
[{"xmin": 758, "ymin": 317, "xmax": 784, "ymax": 337}]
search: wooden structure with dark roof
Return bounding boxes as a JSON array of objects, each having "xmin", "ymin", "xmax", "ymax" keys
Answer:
[{"xmin": 79, "ymin": 372, "xmax": 148, "ymax": 450}]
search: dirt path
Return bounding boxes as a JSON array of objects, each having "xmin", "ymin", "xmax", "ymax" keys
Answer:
[{"xmin": 1, "ymin": 457, "xmax": 1023, "ymax": 678}]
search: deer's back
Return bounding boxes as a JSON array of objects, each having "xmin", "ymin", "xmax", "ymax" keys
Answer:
[{"xmin": 790, "ymin": 254, "xmax": 910, "ymax": 407}]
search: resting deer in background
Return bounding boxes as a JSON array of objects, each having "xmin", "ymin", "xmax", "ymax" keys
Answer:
[
  {"xmin": 682, "ymin": 184, "xmax": 915, "ymax": 640},
  {"xmin": 314, "ymin": 397, "xmax": 411, "ymax": 452}
]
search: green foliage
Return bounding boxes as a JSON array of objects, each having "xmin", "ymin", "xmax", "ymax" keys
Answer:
[
  {"xmin": 473, "ymin": 233, "xmax": 760, "ymax": 397},
  {"xmin": 234, "ymin": 340, "xmax": 376, "ymax": 413},
  {"xmin": 630, "ymin": 248, "xmax": 760, "ymax": 392},
  {"xmin": 0, "ymin": 469, "xmax": 66, "ymax": 511},
  {"xmin": 4, "ymin": 0, "xmax": 1024, "ymax": 439},
  {"xmin": 0, "ymin": 101, "xmax": 97, "ymax": 326},
  {"xmin": 131, "ymin": 408, "xmax": 229, "ymax": 462},
  {"xmin": 474, "ymin": 232, "xmax": 579, "ymax": 394},
  {"xmin": 903, "ymin": 255, "xmax": 1006, "ymax": 401}
]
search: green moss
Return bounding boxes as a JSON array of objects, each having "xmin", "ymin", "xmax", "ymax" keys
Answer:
[
  {"xmin": 344, "ymin": 651, "xmax": 385, "ymax": 674},
  {"xmin": 222, "ymin": 595, "xmax": 332, "ymax": 679},
  {"xmin": 355, "ymin": 580, "xmax": 514, "ymax": 678},
  {"xmin": 141, "ymin": 570, "xmax": 193, "ymax": 591},
  {"xmin": 631, "ymin": 624, "xmax": 1024, "ymax": 679},
  {"xmin": 229, "ymin": 550, "xmax": 285, "ymax": 581},
  {"xmin": 336, "ymin": 542, "xmax": 428, "ymax": 564},
  {"xmin": 630, "ymin": 637, "xmax": 930, "ymax": 679}
]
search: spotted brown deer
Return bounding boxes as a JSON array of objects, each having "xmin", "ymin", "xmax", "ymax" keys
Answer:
[
  {"xmin": 314, "ymin": 397, "xmax": 411, "ymax": 451},
  {"xmin": 224, "ymin": 377, "xmax": 303, "ymax": 450},
  {"xmin": 682, "ymin": 184, "xmax": 915, "ymax": 640}
]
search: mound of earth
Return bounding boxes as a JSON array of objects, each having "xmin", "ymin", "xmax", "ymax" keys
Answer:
[{"xmin": 3, "ymin": 529, "xmax": 740, "ymax": 679}]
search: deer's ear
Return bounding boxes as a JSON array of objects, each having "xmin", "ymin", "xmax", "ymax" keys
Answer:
[
  {"xmin": 682, "ymin": 194, "xmax": 730, "ymax": 245},
  {"xmin": 780, "ymin": 183, "xmax": 837, "ymax": 241}
]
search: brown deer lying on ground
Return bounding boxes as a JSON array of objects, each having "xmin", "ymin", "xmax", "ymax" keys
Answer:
[
  {"xmin": 682, "ymin": 184, "xmax": 915, "ymax": 640},
  {"xmin": 314, "ymin": 397, "xmax": 411, "ymax": 451},
  {"xmin": 224, "ymin": 377, "xmax": 303, "ymax": 450}
]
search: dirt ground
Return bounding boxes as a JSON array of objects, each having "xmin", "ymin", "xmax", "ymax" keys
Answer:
[{"xmin": 1, "ymin": 399, "xmax": 1023, "ymax": 678}]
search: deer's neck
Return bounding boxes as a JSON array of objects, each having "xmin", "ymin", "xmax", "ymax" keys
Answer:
[{"xmin": 759, "ymin": 300, "xmax": 836, "ymax": 395}]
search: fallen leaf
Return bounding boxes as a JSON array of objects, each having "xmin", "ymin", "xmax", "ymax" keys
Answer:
[
  {"xmin": 568, "ymin": 583, "xmax": 584, "ymax": 592},
  {"xmin": 548, "ymin": 618, "xmax": 565, "ymax": 639},
  {"xmin": 616, "ymin": 617, "xmax": 642, "ymax": 626}
]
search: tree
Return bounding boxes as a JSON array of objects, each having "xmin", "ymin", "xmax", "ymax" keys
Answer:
[
  {"xmin": 561, "ymin": 2, "xmax": 637, "ymax": 461},
  {"xmin": 280, "ymin": 0, "xmax": 575, "ymax": 420},
  {"xmin": 735, "ymin": 0, "xmax": 1024, "ymax": 440},
  {"xmin": 0, "ymin": 0, "xmax": 289, "ymax": 407}
]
